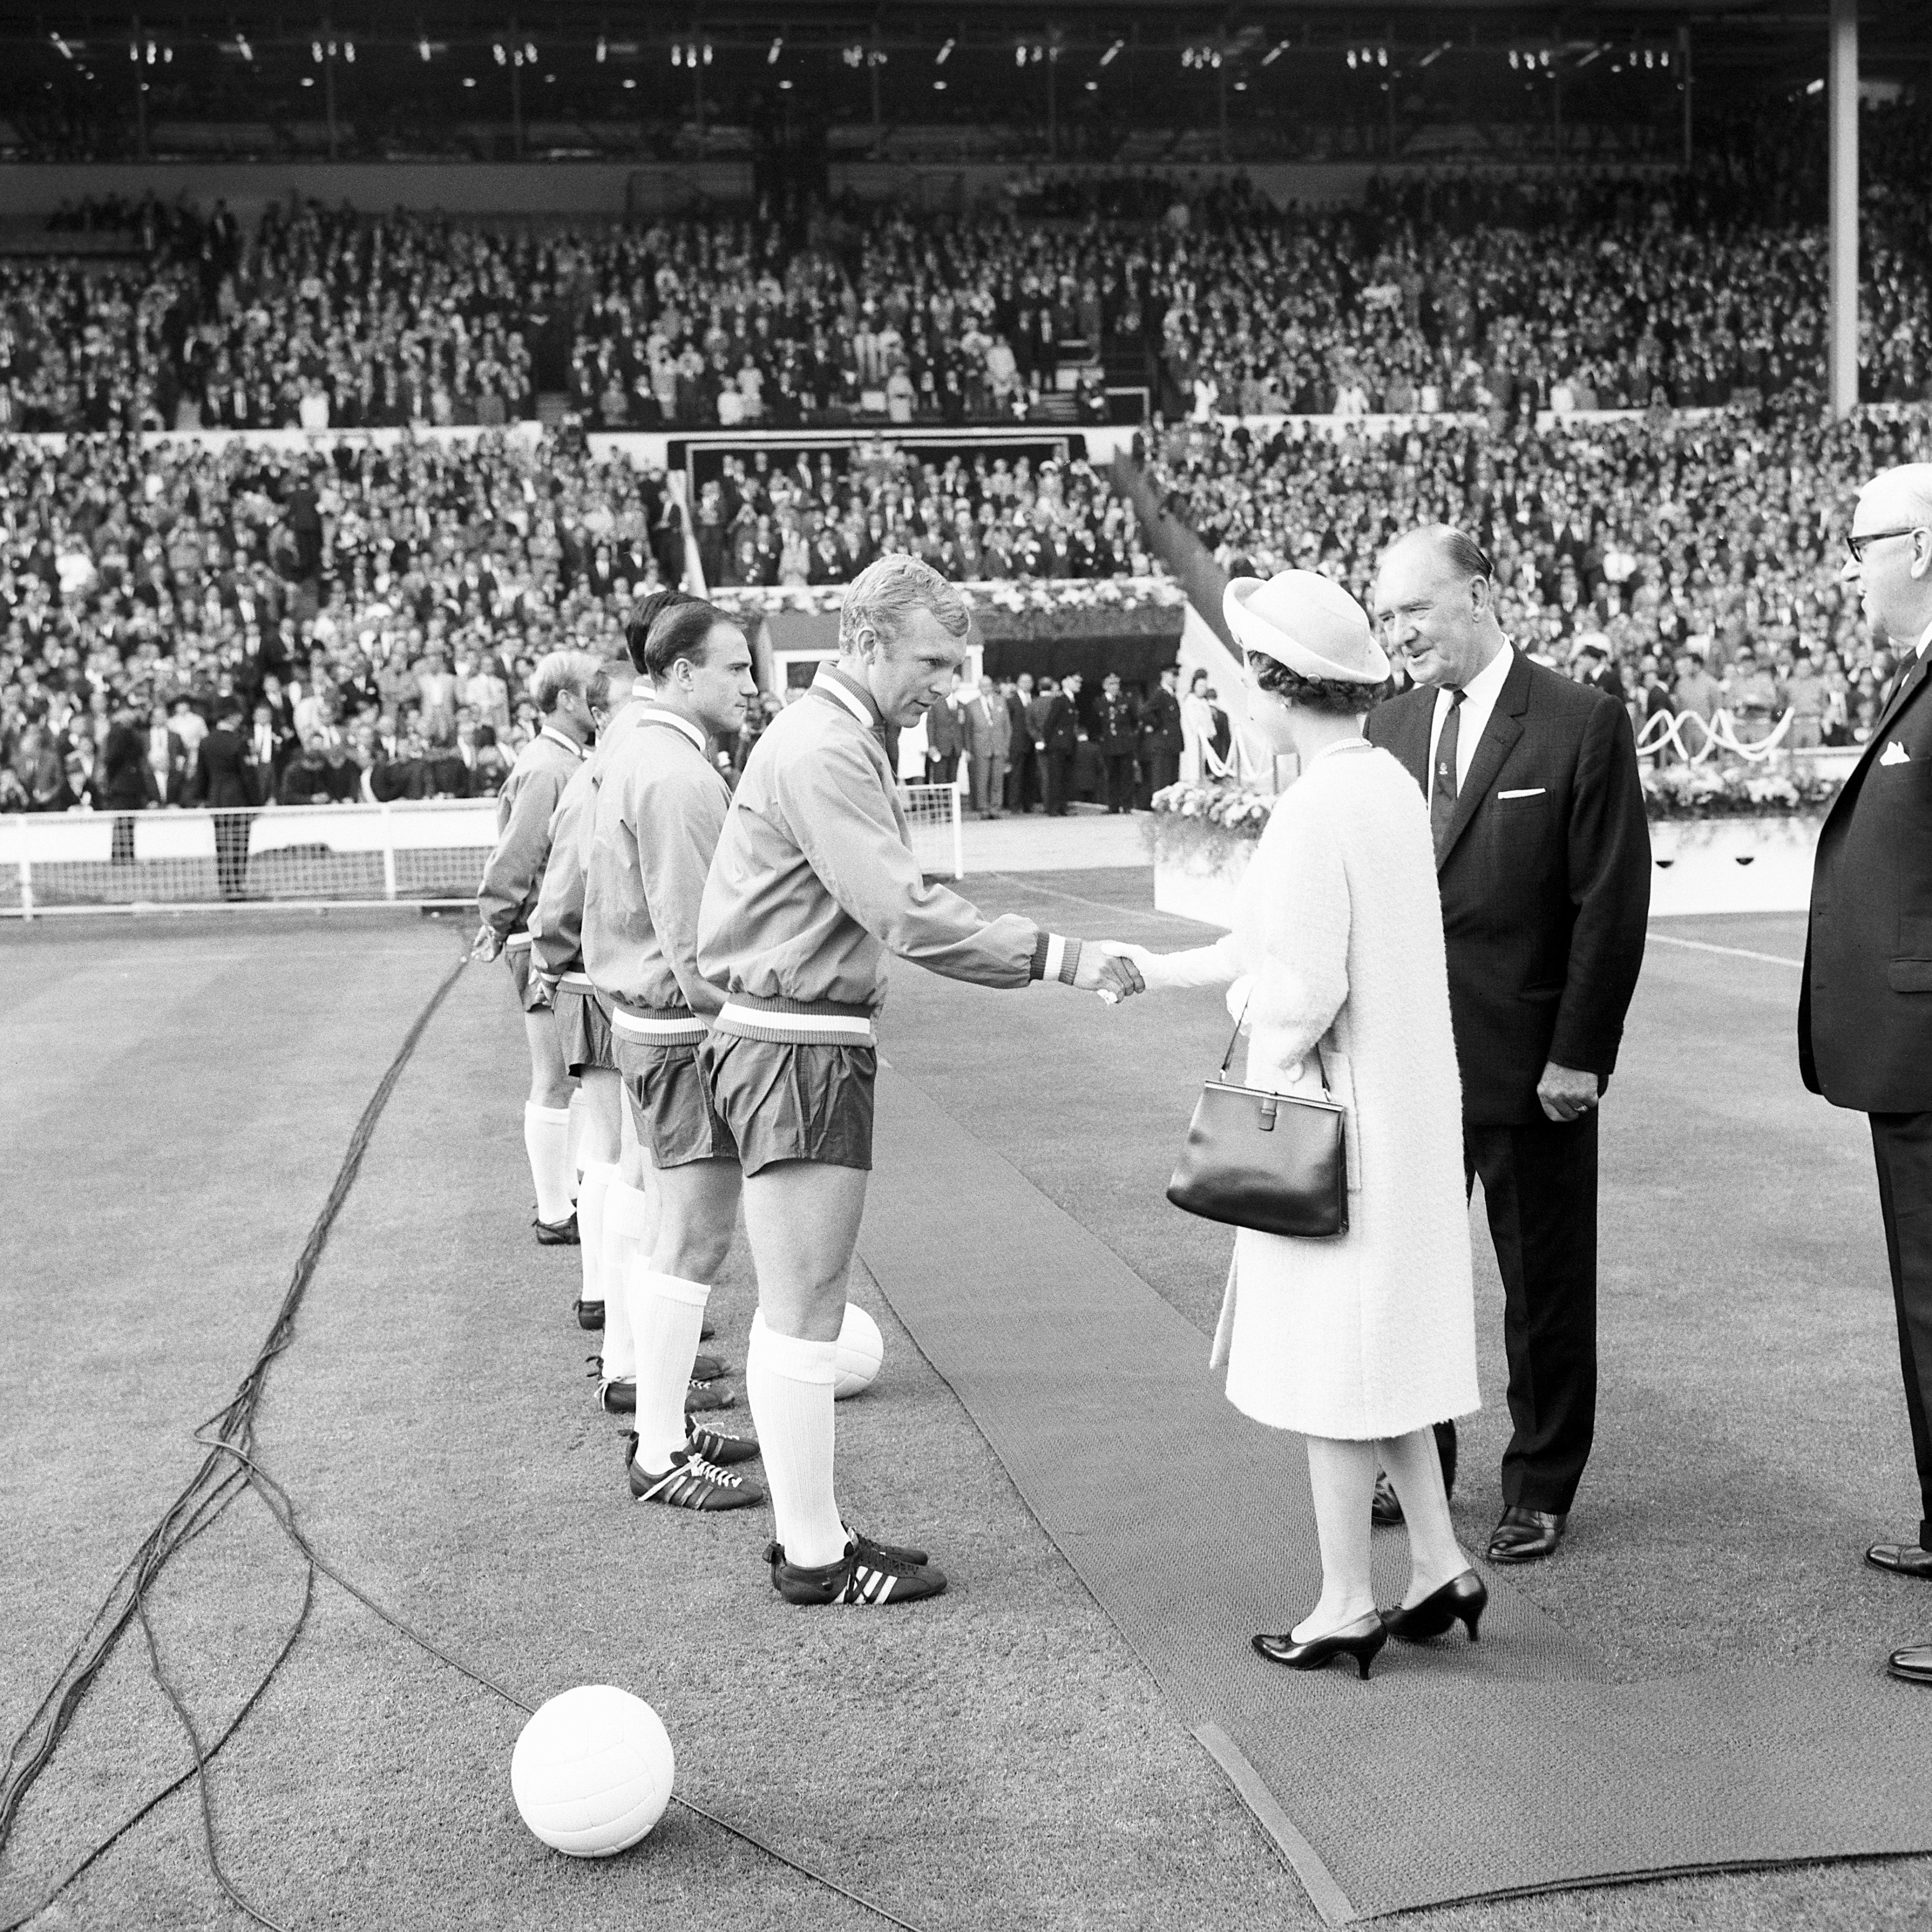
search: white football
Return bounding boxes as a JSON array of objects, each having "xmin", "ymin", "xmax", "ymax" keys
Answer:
[
  {"xmin": 834, "ymin": 1303, "xmax": 885, "ymax": 1399},
  {"xmin": 510, "ymin": 1685, "xmax": 675, "ymax": 1858}
]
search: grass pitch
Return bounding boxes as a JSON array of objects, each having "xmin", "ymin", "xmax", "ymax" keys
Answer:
[{"xmin": 2, "ymin": 883, "xmax": 1929, "ymax": 1931}]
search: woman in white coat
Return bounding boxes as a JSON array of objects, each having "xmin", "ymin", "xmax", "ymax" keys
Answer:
[{"xmin": 1122, "ymin": 569, "xmax": 1482, "ymax": 1678}]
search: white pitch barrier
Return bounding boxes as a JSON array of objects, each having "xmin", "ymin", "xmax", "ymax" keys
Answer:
[{"xmin": 1, "ymin": 783, "xmax": 964, "ymax": 918}]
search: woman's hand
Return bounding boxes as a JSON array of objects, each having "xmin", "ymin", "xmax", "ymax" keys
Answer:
[
  {"xmin": 1224, "ymin": 974, "xmax": 1255, "ymax": 1031},
  {"xmin": 1074, "ymin": 941, "xmax": 1145, "ymax": 1004}
]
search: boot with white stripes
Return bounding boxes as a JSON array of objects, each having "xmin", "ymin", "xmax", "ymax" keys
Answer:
[
  {"xmin": 766, "ymin": 1531, "xmax": 947, "ymax": 1606},
  {"xmin": 626, "ymin": 1435, "xmax": 766, "ymax": 1511}
]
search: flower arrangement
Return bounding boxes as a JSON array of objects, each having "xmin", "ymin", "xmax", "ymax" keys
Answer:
[
  {"xmin": 1145, "ymin": 779, "xmax": 1278, "ymax": 869},
  {"xmin": 1641, "ymin": 761, "xmax": 1843, "ymax": 821}
]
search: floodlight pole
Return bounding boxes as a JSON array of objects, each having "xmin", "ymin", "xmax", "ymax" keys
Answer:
[
  {"xmin": 322, "ymin": 15, "xmax": 338, "ymax": 158},
  {"xmin": 1828, "ymin": 0, "xmax": 1859, "ymax": 417},
  {"xmin": 131, "ymin": 13, "xmax": 148, "ymax": 161},
  {"xmin": 1679, "ymin": 26, "xmax": 1692, "ymax": 165},
  {"xmin": 510, "ymin": 17, "xmax": 524, "ymax": 159}
]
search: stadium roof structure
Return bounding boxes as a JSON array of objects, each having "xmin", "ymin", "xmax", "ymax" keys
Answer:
[{"xmin": 6, "ymin": 0, "xmax": 1925, "ymax": 165}]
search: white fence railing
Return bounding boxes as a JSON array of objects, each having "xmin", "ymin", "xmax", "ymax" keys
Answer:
[{"xmin": 0, "ymin": 784, "xmax": 964, "ymax": 919}]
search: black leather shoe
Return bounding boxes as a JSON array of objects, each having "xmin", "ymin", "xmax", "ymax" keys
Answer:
[
  {"xmin": 686, "ymin": 1378, "xmax": 734, "ymax": 1412},
  {"xmin": 1867, "ymin": 1542, "xmax": 1932, "ymax": 1578},
  {"xmin": 692, "ymin": 1352, "xmax": 726, "ymax": 1383},
  {"xmin": 1253, "ymin": 1612, "xmax": 1387, "ymax": 1678},
  {"xmin": 1381, "ymin": 1569, "xmax": 1488, "ymax": 1643},
  {"xmin": 1487, "ymin": 1506, "xmax": 1566, "ymax": 1564},
  {"xmin": 534, "ymin": 1212, "xmax": 580, "ymax": 1247},
  {"xmin": 575, "ymin": 1299, "xmax": 605, "ymax": 1330},
  {"xmin": 1888, "ymin": 1644, "xmax": 1932, "ymax": 1683}
]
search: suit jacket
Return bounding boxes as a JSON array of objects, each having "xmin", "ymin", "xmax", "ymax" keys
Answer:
[
  {"xmin": 1366, "ymin": 649, "xmax": 1651, "ymax": 1125},
  {"xmin": 1139, "ymin": 687, "xmax": 1183, "ymax": 754},
  {"xmin": 962, "ymin": 695, "xmax": 1009, "ymax": 758},
  {"xmin": 1096, "ymin": 694, "xmax": 1139, "ymax": 755},
  {"xmin": 97, "ymin": 721, "xmax": 150, "ymax": 811},
  {"xmin": 190, "ymin": 728, "xmax": 258, "ymax": 810},
  {"xmin": 1800, "ymin": 652, "xmax": 1932, "ymax": 1111},
  {"xmin": 1005, "ymin": 691, "xmax": 1032, "ymax": 754},
  {"xmin": 1042, "ymin": 693, "xmax": 1080, "ymax": 755}
]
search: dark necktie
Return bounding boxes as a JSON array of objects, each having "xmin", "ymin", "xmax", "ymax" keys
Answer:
[
  {"xmin": 1886, "ymin": 652, "xmax": 1926, "ymax": 713},
  {"xmin": 1430, "ymin": 689, "xmax": 1466, "ymax": 859}
]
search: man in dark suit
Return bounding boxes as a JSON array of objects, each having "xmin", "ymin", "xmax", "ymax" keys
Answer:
[
  {"xmin": 1367, "ymin": 526, "xmax": 1650, "ymax": 1563},
  {"xmin": 1041, "ymin": 673, "xmax": 1082, "ymax": 817},
  {"xmin": 1802, "ymin": 468, "xmax": 1932, "ymax": 1684},
  {"xmin": 1137, "ymin": 666, "xmax": 1184, "ymax": 807},
  {"xmin": 188, "ymin": 700, "xmax": 258, "ymax": 899},
  {"xmin": 1095, "ymin": 673, "xmax": 1140, "ymax": 814},
  {"xmin": 1006, "ymin": 673, "xmax": 1037, "ymax": 813}
]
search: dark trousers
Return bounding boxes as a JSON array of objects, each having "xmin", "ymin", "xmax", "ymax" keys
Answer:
[
  {"xmin": 1139, "ymin": 749, "xmax": 1180, "ymax": 808},
  {"xmin": 1103, "ymin": 753, "xmax": 1137, "ymax": 813},
  {"xmin": 1871, "ymin": 1112, "xmax": 1932, "ymax": 1545},
  {"xmin": 1006, "ymin": 742, "xmax": 1037, "ymax": 813},
  {"xmin": 1459, "ymin": 1112, "xmax": 1600, "ymax": 1514},
  {"xmin": 925, "ymin": 750, "xmax": 958, "ymax": 786},
  {"xmin": 212, "ymin": 810, "xmax": 251, "ymax": 900},
  {"xmin": 1043, "ymin": 749, "xmax": 1074, "ymax": 816}
]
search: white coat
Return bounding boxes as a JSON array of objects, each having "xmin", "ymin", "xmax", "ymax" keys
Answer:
[{"xmin": 1137, "ymin": 739, "xmax": 1480, "ymax": 1440}]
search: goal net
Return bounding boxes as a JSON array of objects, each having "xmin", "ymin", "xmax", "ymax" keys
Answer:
[{"xmin": 899, "ymin": 782, "xmax": 965, "ymax": 883}]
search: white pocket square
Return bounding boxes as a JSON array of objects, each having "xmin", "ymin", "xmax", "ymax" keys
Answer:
[
  {"xmin": 1497, "ymin": 787, "xmax": 1546, "ymax": 799},
  {"xmin": 1881, "ymin": 741, "xmax": 1912, "ymax": 767}
]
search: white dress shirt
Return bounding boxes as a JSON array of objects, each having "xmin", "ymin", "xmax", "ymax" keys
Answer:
[{"xmin": 1425, "ymin": 640, "xmax": 1515, "ymax": 805}]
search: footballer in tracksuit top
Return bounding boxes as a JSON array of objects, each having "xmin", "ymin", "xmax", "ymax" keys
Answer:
[
  {"xmin": 696, "ymin": 557, "xmax": 1142, "ymax": 1608},
  {"xmin": 529, "ymin": 656, "xmax": 640, "ymax": 1344},
  {"xmin": 473, "ymin": 649, "xmax": 600, "ymax": 1245},
  {"xmin": 583, "ymin": 598, "xmax": 766, "ymax": 1511}
]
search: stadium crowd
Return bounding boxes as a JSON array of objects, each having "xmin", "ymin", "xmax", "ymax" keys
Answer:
[
  {"xmin": 2, "ymin": 105, "xmax": 1925, "ymax": 438},
  {"xmin": 0, "ymin": 422, "xmax": 1161, "ymax": 811},
  {"xmin": 1144, "ymin": 398, "xmax": 1932, "ymax": 748}
]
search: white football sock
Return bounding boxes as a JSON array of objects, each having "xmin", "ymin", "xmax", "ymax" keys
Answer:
[
  {"xmin": 746, "ymin": 1316, "xmax": 846, "ymax": 1569},
  {"xmin": 600, "ymin": 1180, "xmax": 656, "ymax": 1382},
  {"xmin": 575, "ymin": 1163, "xmax": 618, "ymax": 1314},
  {"xmin": 630, "ymin": 1271, "xmax": 713, "ymax": 1473},
  {"xmin": 566, "ymin": 1086, "xmax": 590, "ymax": 1201},
  {"xmin": 522, "ymin": 1103, "xmax": 574, "ymax": 1227}
]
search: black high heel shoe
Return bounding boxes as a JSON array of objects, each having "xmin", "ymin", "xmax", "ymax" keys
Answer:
[
  {"xmin": 1252, "ymin": 1612, "xmax": 1387, "ymax": 1679},
  {"xmin": 1380, "ymin": 1569, "xmax": 1487, "ymax": 1644}
]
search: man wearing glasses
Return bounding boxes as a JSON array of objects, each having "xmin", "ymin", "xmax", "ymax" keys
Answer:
[
  {"xmin": 1804, "ymin": 466, "xmax": 1932, "ymax": 1684},
  {"xmin": 1367, "ymin": 525, "xmax": 1651, "ymax": 1566}
]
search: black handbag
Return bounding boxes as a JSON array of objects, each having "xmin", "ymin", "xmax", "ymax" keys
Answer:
[{"xmin": 1166, "ymin": 1002, "xmax": 1349, "ymax": 1239}]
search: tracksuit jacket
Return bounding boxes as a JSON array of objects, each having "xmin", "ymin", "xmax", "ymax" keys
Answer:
[
  {"xmin": 583, "ymin": 706, "xmax": 732, "ymax": 1050},
  {"xmin": 475, "ymin": 725, "xmax": 584, "ymax": 948},
  {"xmin": 696, "ymin": 664, "xmax": 1080, "ymax": 1047}
]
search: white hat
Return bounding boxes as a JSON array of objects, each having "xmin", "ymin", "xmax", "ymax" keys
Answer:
[{"xmin": 1224, "ymin": 570, "xmax": 1389, "ymax": 683}]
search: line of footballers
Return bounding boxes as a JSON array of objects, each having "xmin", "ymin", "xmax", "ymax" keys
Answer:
[{"xmin": 474, "ymin": 557, "xmax": 1142, "ymax": 1607}]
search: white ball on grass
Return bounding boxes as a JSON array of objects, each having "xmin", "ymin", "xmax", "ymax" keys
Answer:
[
  {"xmin": 833, "ymin": 1303, "xmax": 884, "ymax": 1399},
  {"xmin": 510, "ymin": 1685, "xmax": 674, "ymax": 1858}
]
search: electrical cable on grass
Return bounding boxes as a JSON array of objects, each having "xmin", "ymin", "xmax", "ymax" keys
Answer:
[{"xmin": 0, "ymin": 950, "xmax": 929, "ymax": 1932}]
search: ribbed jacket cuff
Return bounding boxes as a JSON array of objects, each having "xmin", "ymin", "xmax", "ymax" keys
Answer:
[{"xmin": 1033, "ymin": 933, "xmax": 1083, "ymax": 986}]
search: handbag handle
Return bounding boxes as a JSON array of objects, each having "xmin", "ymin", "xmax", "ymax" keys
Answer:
[{"xmin": 1217, "ymin": 993, "xmax": 1332, "ymax": 1100}]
